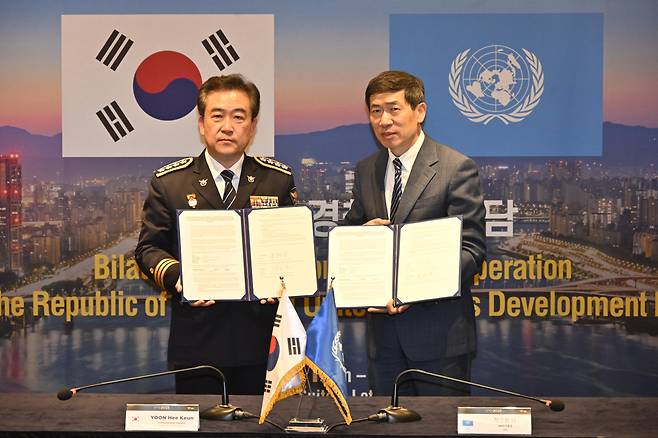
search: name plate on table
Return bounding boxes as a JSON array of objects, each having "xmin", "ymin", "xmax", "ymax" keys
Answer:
[
  {"xmin": 458, "ymin": 407, "xmax": 531, "ymax": 435},
  {"xmin": 125, "ymin": 404, "xmax": 199, "ymax": 431}
]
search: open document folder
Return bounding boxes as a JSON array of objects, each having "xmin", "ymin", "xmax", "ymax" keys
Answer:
[
  {"xmin": 328, "ymin": 216, "xmax": 462, "ymax": 308},
  {"xmin": 177, "ymin": 206, "xmax": 318, "ymax": 301}
]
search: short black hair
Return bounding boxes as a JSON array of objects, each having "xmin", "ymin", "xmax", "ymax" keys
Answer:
[
  {"xmin": 197, "ymin": 74, "xmax": 260, "ymax": 119},
  {"xmin": 365, "ymin": 71, "xmax": 425, "ymax": 109}
]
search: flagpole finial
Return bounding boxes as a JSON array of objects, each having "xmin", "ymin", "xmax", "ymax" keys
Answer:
[
  {"xmin": 328, "ymin": 276, "xmax": 335, "ymax": 291},
  {"xmin": 278, "ymin": 275, "xmax": 286, "ymax": 297}
]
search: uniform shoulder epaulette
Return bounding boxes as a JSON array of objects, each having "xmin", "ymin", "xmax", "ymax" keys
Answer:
[
  {"xmin": 154, "ymin": 157, "xmax": 194, "ymax": 177},
  {"xmin": 254, "ymin": 156, "xmax": 292, "ymax": 175}
]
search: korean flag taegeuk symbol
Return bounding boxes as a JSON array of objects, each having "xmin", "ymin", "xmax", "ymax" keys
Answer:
[{"xmin": 61, "ymin": 15, "xmax": 274, "ymax": 157}]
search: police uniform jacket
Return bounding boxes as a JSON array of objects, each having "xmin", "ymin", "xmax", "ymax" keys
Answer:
[{"xmin": 135, "ymin": 152, "xmax": 296, "ymax": 368}]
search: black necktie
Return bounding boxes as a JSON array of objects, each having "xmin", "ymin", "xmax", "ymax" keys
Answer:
[
  {"xmin": 390, "ymin": 158, "xmax": 403, "ymax": 221},
  {"xmin": 220, "ymin": 169, "xmax": 236, "ymax": 209}
]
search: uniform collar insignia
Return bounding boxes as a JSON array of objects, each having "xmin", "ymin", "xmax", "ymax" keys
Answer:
[
  {"xmin": 247, "ymin": 175, "xmax": 255, "ymax": 183},
  {"xmin": 198, "ymin": 179, "xmax": 208, "ymax": 187}
]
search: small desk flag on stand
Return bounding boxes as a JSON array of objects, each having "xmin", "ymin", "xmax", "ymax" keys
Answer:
[
  {"xmin": 259, "ymin": 289, "xmax": 307, "ymax": 424},
  {"xmin": 303, "ymin": 288, "xmax": 352, "ymax": 424}
]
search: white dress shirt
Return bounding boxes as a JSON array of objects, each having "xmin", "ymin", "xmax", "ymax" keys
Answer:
[
  {"xmin": 384, "ymin": 130, "xmax": 425, "ymax": 217},
  {"xmin": 204, "ymin": 149, "xmax": 244, "ymax": 198}
]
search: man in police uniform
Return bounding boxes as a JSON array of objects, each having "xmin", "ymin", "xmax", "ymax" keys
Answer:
[{"xmin": 135, "ymin": 74, "xmax": 296, "ymax": 394}]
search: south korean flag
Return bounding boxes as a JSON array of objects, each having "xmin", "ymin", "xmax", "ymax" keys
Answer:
[
  {"xmin": 259, "ymin": 292, "xmax": 307, "ymax": 424},
  {"xmin": 61, "ymin": 14, "xmax": 274, "ymax": 157}
]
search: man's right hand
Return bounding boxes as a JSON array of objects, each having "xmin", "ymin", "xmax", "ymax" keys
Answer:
[
  {"xmin": 364, "ymin": 218, "xmax": 391, "ymax": 226},
  {"xmin": 368, "ymin": 299, "xmax": 410, "ymax": 315},
  {"xmin": 175, "ymin": 277, "xmax": 216, "ymax": 307}
]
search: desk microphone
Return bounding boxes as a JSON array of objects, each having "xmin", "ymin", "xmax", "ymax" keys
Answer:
[
  {"xmin": 57, "ymin": 365, "xmax": 244, "ymax": 421},
  {"xmin": 375, "ymin": 368, "xmax": 565, "ymax": 423}
]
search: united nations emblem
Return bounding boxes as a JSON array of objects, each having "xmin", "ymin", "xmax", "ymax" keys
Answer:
[
  {"xmin": 449, "ymin": 44, "xmax": 544, "ymax": 125},
  {"xmin": 331, "ymin": 331, "xmax": 348, "ymax": 376}
]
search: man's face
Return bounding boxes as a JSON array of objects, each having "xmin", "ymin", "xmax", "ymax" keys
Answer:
[
  {"xmin": 368, "ymin": 90, "xmax": 426, "ymax": 156},
  {"xmin": 198, "ymin": 89, "xmax": 257, "ymax": 166}
]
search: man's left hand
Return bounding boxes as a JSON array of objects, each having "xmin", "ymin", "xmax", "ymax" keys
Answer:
[{"xmin": 190, "ymin": 299, "xmax": 216, "ymax": 307}]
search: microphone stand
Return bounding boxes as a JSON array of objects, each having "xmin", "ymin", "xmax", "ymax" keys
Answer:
[
  {"xmin": 57, "ymin": 365, "xmax": 243, "ymax": 421},
  {"xmin": 377, "ymin": 368, "xmax": 565, "ymax": 423}
]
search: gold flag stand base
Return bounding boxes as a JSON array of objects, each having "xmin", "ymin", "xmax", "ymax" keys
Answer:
[{"xmin": 284, "ymin": 417, "xmax": 328, "ymax": 433}]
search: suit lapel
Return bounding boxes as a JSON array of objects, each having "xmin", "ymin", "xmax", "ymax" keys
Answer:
[
  {"xmin": 373, "ymin": 150, "xmax": 388, "ymax": 219},
  {"xmin": 192, "ymin": 152, "xmax": 223, "ymax": 209},
  {"xmin": 393, "ymin": 138, "xmax": 439, "ymax": 223},
  {"xmin": 233, "ymin": 155, "xmax": 260, "ymax": 209}
]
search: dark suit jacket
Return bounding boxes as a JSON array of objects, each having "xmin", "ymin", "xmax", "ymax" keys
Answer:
[
  {"xmin": 345, "ymin": 136, "xmax": 486, "ymax": 361},
  {"xmin": 135, "ymin": 152, "xmax": 296, "ymax": 368}
]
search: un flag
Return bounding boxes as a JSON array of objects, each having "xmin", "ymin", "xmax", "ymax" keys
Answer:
[{"xmin": 390, "ymin": 14, "xmax": 603, "ymax": 156}]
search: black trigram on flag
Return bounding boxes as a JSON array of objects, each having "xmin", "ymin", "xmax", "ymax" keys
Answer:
[
  {"xmin": 96, "ymin": 29, "xmax": 134, "ymax": 71},
  {"xmin": 202, "ymin": 29, "xmax": 240, "ymax": 71},
  {"xmin": 264, "ymin": 379, "xmax": 272, "ymax": 393},
  {"xmin": 287, "ymin": 337, "xmax": 301, "ymax": 355},
  {"xmin": 273, "ymin": 314, "xmax": 282, "ymax": 328},
  {"xmin": 96, "ymin": 101, "xmax": 134, "ymax": 142}
]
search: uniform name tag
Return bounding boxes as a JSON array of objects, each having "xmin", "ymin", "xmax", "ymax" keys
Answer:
[
  {"xmin": 457, "ymin": 406, "xmax": 531, "ymax": 435},
  {"xmin": 125, "ymin": 404, "xmax": 199, "ymax": 431},
  {"xmin": 250, "ymin": 195, "xmax": 278, "ymax": 208}
]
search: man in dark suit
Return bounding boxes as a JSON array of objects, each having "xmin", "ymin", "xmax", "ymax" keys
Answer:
[
  {"xmin": 345, "ymin": 71, "xmax": 485, "ymax": 396},
  {"xmin": 135, "ymin": 74, "xmax": 296, "ymax": 395}
]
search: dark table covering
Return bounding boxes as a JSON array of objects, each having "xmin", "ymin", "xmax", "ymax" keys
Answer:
[{"xmin": 0, "ymin": 393, "xmax": 656, "ymax": 437}]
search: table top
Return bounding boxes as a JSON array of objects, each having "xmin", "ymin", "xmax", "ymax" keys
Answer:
[{"xmin": 1, "ymin": 393, "xmax": 657, "ymax": 437}]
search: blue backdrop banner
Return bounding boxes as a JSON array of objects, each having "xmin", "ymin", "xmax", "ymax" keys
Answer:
[{"xmin": 390, "ymin": 13, "xmax": 603, "ymax": 157}]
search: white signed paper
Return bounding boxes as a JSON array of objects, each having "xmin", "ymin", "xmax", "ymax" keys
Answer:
[
  {"xmin": 397, "ymin": 216, "xmax": 461, "ymax": 303},
  {"xmin": 248, "ymin": 207, "xmax": 317, "ymax": 298},
  {"xmin": 178, "ymin": 207, "xmax": 317, "ymax": 301},
  {"xmin": 179, "ymin": 210, "xmax": 246, "ymax": 301},
  {"xmin": 328, "ymin": 225, "xmax": 394, "ymax": 308},
  {"xmin": 328, "ymin": 217, "xmax": 462, "ymax": 308}
]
